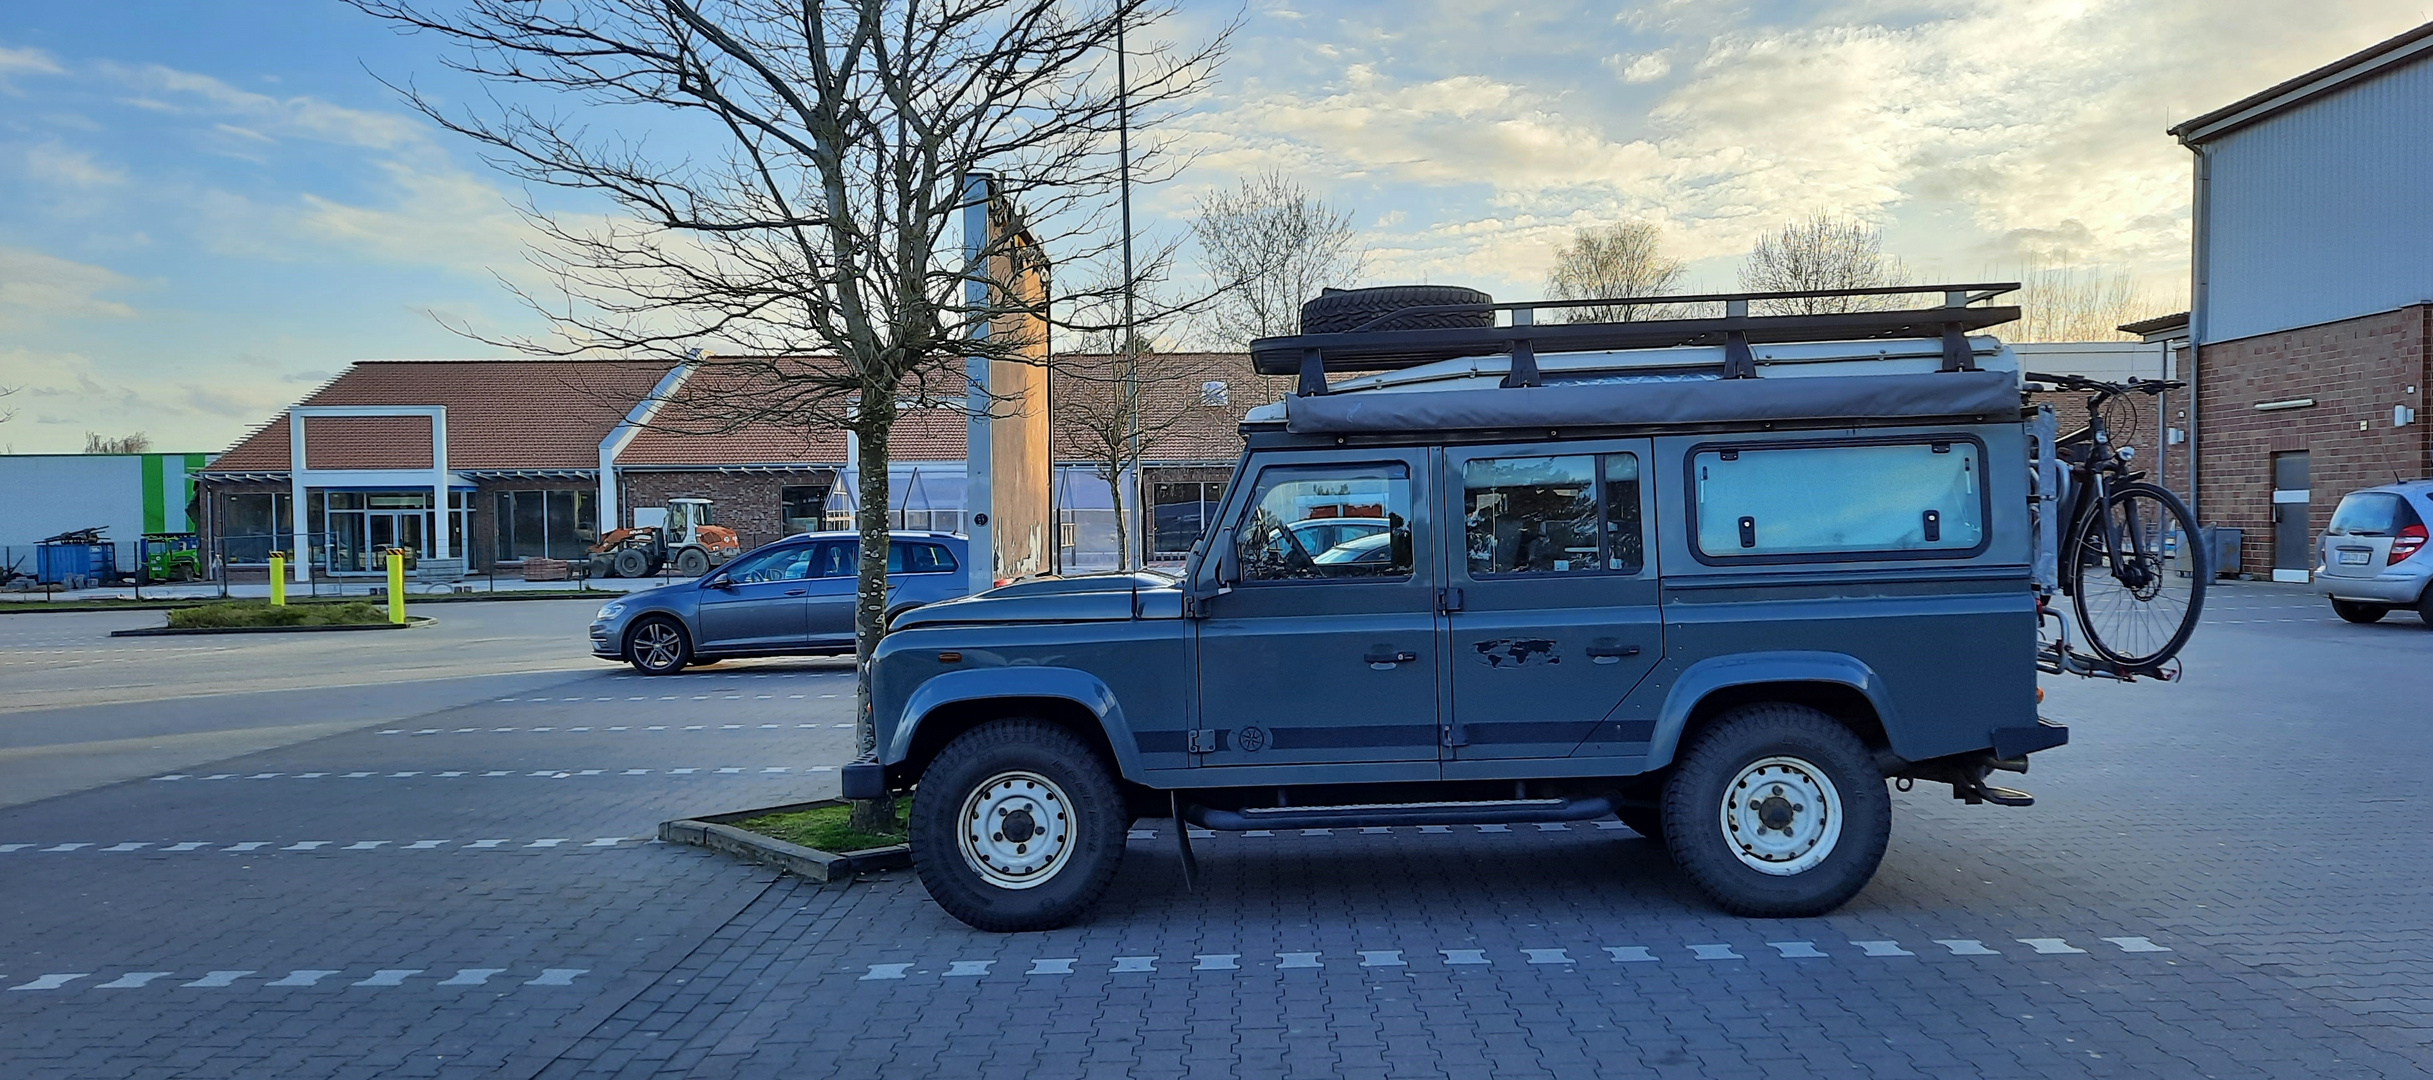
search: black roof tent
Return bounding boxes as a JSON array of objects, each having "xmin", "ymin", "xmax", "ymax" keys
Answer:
[{"xmin": 1251, "ymin": 283, "xmax": 2022, "ymax": 397}]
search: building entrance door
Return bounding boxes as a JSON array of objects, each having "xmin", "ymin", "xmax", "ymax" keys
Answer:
[{"xmin": 2271, "ymin": 451, "xmax": 2311, "ymax": 583}]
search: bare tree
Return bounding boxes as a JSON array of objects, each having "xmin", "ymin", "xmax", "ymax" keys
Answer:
[
  {"xmin": 1738, "ymin": 215, "xmax": 1909, "ymax": 314},
  {"xmin": 1054, "ymin": 344, "xmax": 1235, "ymax": 570},
  {"xmin": 2006, "ymin": 261, "xmax": 2167, "ymax": 342},
  {"xmin": 1189, "ymin": 171, "xmax": 1364, "ymax": 347},
  {"xmin": 0, "ymin": 385, "xmax": 17, "ymax": 426},
  {"xmin": 84, "ymin": 431, "xmax": 152, "ymax": 454},
  {"xmin": 1545, "ymin": 221, "xmax": 1686, "ymax": 322},
  {"xmin": 352, "ymin": 0, "xmax": 1226, "ymax": 830}
]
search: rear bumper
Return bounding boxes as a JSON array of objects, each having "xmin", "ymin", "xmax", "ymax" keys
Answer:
[
  {"xmin": 1991, "ymin": 719, "xmax": 2069, "ymax": 760},
  {"xmin": 2318, "ymin": 570, "xmax": 2429, "ymax": 605}
]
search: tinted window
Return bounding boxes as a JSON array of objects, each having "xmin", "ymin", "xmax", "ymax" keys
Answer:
[
  {"xmin": 2327, "ymin": 493, "xmax": 2419, "ymax": 536},
  {"xmin": 1461, "ymin": 453, "xmax": 1643, "ymax": 577},
  {"xmin": 1694, "ymin": 441, "xmax": 1984, "ymax": 558},
  {"xmin": 891, "ymin": 543, "xmax": 958, "ymax": 574},
  {"xmin": 724, "ymin": 544, "xmax": 813, "ymax": 583},
  {"xmin": 1234, "ymin": 463, "xmax": 1412, "ymax": 582},
  {"xmin": 805, "ymin": 541, "xmax": 854, "ymax": 578}
]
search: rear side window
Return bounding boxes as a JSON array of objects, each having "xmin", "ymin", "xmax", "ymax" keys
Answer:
[
  {"xmin": 1692, "ymin": 440, "xmax": 1985, "ymax": 559},
  {"xmin": 891, "ymin": 543, "xmax": 958, "ymax": 574},
  {"xmin": 2326, "ymin": 493, "xmax": 2420, "ymax": 536},
  {"xmin": 1461, "ymin": 452, "xmax": 1643, "ymax": 577}
]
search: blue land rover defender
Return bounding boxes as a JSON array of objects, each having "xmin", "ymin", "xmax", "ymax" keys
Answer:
[{"xmin": 849, "ymin": 284, "xmax": 2195, "ymax": 933}]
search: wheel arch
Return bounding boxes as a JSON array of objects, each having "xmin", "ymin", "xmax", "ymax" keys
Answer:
[
  {"xmin": 888, "ymin": 668, "xmax": 1139, "ymax": 788},
  {"xmin": 1645, "ymin": 652, "xmax": 1896, "ymax": 772}
]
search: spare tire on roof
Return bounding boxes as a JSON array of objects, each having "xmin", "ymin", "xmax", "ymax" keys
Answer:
[{"xmin": 1298, "ymin": 285, "xmax": 1494, "ymax": 335}]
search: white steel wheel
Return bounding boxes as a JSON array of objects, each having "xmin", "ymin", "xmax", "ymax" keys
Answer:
[
  {"xmin": 955, "ymin": 770, "xmax": 1075, "ymax": 890},
  {"xmin": 1718, "ymin": 755, "xmax": 1843, "ymax": 876}
]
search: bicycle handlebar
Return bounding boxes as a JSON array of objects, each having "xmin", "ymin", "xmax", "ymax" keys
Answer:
[{"xmin": 2023, "ymin": 372, "xmax": 2184, "ymax": 396}]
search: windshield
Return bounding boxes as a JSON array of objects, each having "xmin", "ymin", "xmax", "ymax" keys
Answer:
[{"xmin": 2327, "ymin": 492, "xmax": 2418, "ymax": 536}]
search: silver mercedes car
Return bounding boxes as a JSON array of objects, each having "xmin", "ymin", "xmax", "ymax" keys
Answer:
[{"xmin": 589, "ymin": 531, "xmax": 971, "ymax": 674}]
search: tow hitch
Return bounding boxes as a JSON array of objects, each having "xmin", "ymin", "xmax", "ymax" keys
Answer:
[{"xmin": 1899, "ymin": 752, "xmax": 2037, "ymax": 807}]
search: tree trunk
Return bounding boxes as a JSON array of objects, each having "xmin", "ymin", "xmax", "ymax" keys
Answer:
[
  {"xmin": 849, "ymin": 403, "xmax": 898, "ymax": 834},
  {"xmin": 1107, "ymin": 467, "xmax": 1130, "ymax": 572}
]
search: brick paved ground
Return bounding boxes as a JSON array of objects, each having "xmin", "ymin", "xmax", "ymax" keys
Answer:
[{"xmin": 0, "ymin": 584, "xmax": 2427, "ymax": 1078}]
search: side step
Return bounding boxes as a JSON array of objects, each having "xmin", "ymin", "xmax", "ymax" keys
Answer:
[{"xmin": 1183, "ymin": 796, "xmax": 1615, "ymax": 832}]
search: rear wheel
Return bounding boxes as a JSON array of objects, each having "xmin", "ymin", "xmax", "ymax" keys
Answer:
[
  {"xmin": 1661, "ymin": 704, "xmax": 1890, "ymax": 918},
  {"xmin": 2417, "ymin": 587, "xmax": 2433, "ymax": 627},
  {"xmin": 611, "ymin": 548, "xmax": 651, "ymax": 578},
  {"xmin": 911, "ymin": 720, "xmax": 1126, "ymax": 933},
  {"xmin": 2068, "ymin": 481, "xmax": 2205, "ymax": 669},
  {"xmin": 625, "ymin": 617, "xmax": 691, "ymax": 675},
  {"xmin": 674, "ymin": 547, "xmax": 711, "ymax": 577},
  {"xmin": 2332, "ymin": 599, "xmax": 2389, "ymax": 624}
]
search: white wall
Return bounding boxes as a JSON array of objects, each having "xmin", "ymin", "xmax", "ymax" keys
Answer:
[
  {"xmin": 0, "ymin": 455, "xmax": 145, "ymax": 566},
  {"xmin": 2200, "ymin": 57, "xmax": 2433, "ymax": 344}
]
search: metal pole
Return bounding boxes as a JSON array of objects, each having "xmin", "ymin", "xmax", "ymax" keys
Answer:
[{"xmin": 1116, "ymin": 12, "xmax": 1140, "ymax": 571}]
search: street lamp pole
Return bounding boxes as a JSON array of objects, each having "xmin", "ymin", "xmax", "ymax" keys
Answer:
[{"xmin": 1116, "ymin": 11, "xmax": 1140, "ymax": 571}]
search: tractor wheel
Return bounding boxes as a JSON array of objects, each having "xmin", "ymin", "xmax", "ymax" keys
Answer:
[
  {"xmin": 675, "ymin": 547, "xmax": 712, "ymax": 578},
  {"xmin": 612, "ymin": 548, "xmax": 652, "ymax": 578}
]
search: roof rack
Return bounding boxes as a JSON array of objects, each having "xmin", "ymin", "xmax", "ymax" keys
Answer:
[{"xmin": 1251, "ymin": 283, "xmax": 2021, "ymax": 396}]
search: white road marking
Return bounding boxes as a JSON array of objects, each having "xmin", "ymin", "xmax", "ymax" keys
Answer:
[
  {"xmin": 224, "ymin": 842, "xmax": 270, "ymax": 852},
  {"xmin": 1027, "ymin": 959, "xmax": 1076, "ymax": 975},
  {"xmin": 95, "ymin": 972, "xmax": 172, "ymax": 988},
  {"xmin": 1853, "ymin": 941, "xmax": 1914, "ymax": 957},
  {"xmin": 468, "ymin": 840, "xmax": 509, "ymax": 849},
  {"xmin": 1111, "ymin": 956, "xmax": 1158, "ymax": 972},
  {"xmin": 2103, "ymin": 936, "xmax": 2172, "ymax": 953},
  {"xmin": 1440, "ymin": 950, "xmax": 1489, "ymax": 966},
  {"xmin": 281, "ymin": 842, "xmax": 330, "ymax": 851},
  {"xmin": 527, "ymin": 838, "xmax": 569, "ymax": 848},
  {"xmin": 943, "ymin": 961, "xmax": 993, "ymax": 977},
  {"xmin": 406, "ymin": 841, "xmax": 446, "ymax": 849},
  {"xmin": 182, "ymin": 971, "xmax": 254, "ymax": 988},
  {"xmin": 1603, "ymin": 947, "xmax": 1656, "ymax": 963},
  {"xmin": 100, "ymin": 843, "xmax": 148, "ymax": 852},
  {"xmin": 586, "ymin": 837, "xmax": 625, "ymax": 847},
  {"xmin": 437, "ymin": 969, "xmax": 508, "ymax": 986},
  {"xmin": 162, "ymin": 842, "xmax": 209, "ymax": 852},
  {"xmin": 43, "ymin": 843, "xmax": 90, "ymax": 852},
  {"xmin": 1689, "ymin": 944, "xmax": 1742, "ymax": 961},
  {"xmin": 1769, "ymin": 941, "xmax": 1827, "ymax": 958},
  {"xmin": 1476, "ymin": 824, "xmax": 1509, "ymax": 833},
  {"xmin": 344, "ymin": 842, "xmax": 388, "ymax": 851},
  {"xmin": 526, "ymin": 969, "xmax": 588, "ymax": 986},
  {"xmin": 9, "ymin": 974, "xmax": 90, "ymax": 991},
  {"xmin": 353, "ymin": 970, "xmax": 421, "ymax": 987},
  {"xmin": 1936, "ymin": 939, "xmax": 2001, "ymax": 955},
  {"xmin": 860, "ymin": 964, "xmax": 910, "ymax": 981},
  {"xmin": 1276, "ymin": 952, "xmax": 1322, "ymax": 969},
  {"xmin": 2017, "ymin": 938, "xmax": 2086, "ymax": 955},
  {"xmin": 1523, "ymin": 949, "xmax": 1573, "ymax": 965},
  {"xmin": 0, "ymin": 844, "xmax": 29, "ymax": 852},
  {"xmin": 265, "ymin": 971, "xmax": 340, "ymax": 987},
  {"xmin": 1194, "ymin": 955, "xmax": 1240, "ymax": 970},
  {"xmin": 1358, "ymin": 951, "xmax": 1403, "ymax": 967}
]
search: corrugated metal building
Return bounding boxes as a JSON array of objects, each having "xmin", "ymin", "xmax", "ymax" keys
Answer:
[
  {"xmin": 0, "ymin": 452, "xmax": 215, "ymax": 576},
  {"xmin": 2173, "ymin": 22, "xmax": 2433, "ymax": 580}
]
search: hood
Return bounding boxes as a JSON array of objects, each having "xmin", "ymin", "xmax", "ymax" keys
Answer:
[{"xmin": 892, "ymin": 571, "xmax": 1183, "ymax": 630}]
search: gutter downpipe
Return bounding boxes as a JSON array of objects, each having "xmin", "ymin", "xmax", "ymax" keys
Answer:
[
  {"xmin": 2185, "ymin": 140, "xmax": 2211, "ymax": 527},
  {"xmin": 601, "ymin": 355, "xmax": 699, "ymax": 534}
]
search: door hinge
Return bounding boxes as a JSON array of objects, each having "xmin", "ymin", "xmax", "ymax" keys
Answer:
[
  {"xmin": 1441, "ymin": 724, "xmax": 1469, "ymax": 748},
  {"xmin": 1438, "ymin": 587, "xmax": 1463, "ymax": 613},
  {"xmin": 1186, "ymin": 729, "xmax": 1223, "ymax": 754}
]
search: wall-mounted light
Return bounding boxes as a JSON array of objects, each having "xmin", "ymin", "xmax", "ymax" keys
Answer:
[
  {"xmin": 2398, "ymin": 404, "xmax": 2418, "ymax": 427},
  {"xmin": 2253, "ymin": 398, "xmax": 2315, "ymax": 412}
]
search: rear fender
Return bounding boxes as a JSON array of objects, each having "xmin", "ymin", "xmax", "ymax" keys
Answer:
[
  {"xmin": 1644, "ymin": 651, "xmax": 1897, "ymax": 770},
  {"xmin": 889, "ymin": 667, "xmax": 1138, "ymax": 778}
]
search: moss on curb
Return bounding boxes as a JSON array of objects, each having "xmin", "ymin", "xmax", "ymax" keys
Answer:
[{"xmin": 730, "ymin": 798, "xmax": 910, "ymax": 853}]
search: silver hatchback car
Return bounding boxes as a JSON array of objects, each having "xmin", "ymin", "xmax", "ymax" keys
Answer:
[
  {"xmin": 2318, "ymin": 480, "xmax": 2433, "ymax": 625},
  {"xmin": 590, "ymin": 530, "xmax": 971, "ymax": 673}
]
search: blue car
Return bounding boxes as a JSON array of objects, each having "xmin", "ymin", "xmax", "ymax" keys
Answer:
[{"xmin": 590, "ymin": 531, "xmax": 969, "ymax": 674}]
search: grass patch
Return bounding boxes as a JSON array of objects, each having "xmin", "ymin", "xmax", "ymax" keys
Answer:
[
  {"xmin": 165, "ymin": 600, "xmax": 394, "ymax": 629},
  {"xmin": 731, "ymin": 799, "xmax": 911, "ymax": 853}
]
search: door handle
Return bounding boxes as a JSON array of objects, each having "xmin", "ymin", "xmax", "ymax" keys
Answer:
[
  {"xmin": 1585, "ymin": 641, "xmax": 1641, "ymax": 664},
  {"xmin": 1362, "ymin": 647, "xmax": 1419, "ymax": 668},
  {"xmin": 785, "ymin": 589, "xmax": 807, "ymax": 596}
]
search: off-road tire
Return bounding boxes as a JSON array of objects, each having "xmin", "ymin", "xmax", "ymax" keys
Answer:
[
  {"xmin": 2332, "ymin": 599, "xmax": 2388, "ymax": 624},
  {"xmin": 911, "ymin": 719, "xmax": 1126, "ymax": 933},
  {"xmin": 625, "ymin": 617, "xmax": 692, "ymax": 676},
  {"xmin": 1299, "ymin": 285, "xmax": 1495, "ymax": 336},
  {"xmin": 675, "ymin": 547, "xmax": 711, "ymax": 578},
  {"xmin": 611, "ymin": 548, "xmax": 651, "ymax": 578},
  {"xmin": 1661, "ymin": 703, "xmax": 1891, "ymax": 918}
]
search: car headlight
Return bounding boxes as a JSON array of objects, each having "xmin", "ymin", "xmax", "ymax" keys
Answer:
[{"xmin": 597, "ymin": 601, "xmax": 627, "ymax": 620}]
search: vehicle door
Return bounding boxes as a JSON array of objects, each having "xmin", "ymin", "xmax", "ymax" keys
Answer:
[
  {"xmin": 801, "ymin": 541, "xmax": 858, "ymax": 647},
  {"xmin": 1193, "ymin": 451, "xmax": 1442, "ymax": 768},
  {"xmin": 1439, "ymin": 442, "xmax": 1664, "ymax": 766},
  {"xmin": 694, "ymin": 543, "xmax": 814, "ymax": 652}
]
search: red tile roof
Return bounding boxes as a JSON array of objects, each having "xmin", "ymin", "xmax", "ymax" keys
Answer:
[{"xmin": 207, "ymin": 360, "xmax": 676, "ymax": 471}]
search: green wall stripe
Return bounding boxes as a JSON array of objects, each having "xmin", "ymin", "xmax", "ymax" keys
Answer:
[
  {"xmin": 142, "ymin": 455, "xmax": 167, "ymax": 534},
  {"xmin": 183, "ymin": 454, "xmax": 207, "ymax": 531}
]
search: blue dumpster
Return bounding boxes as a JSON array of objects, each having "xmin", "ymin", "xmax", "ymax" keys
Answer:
[{"xmin": 36, "ymin": 540, "xmax": 118, "ymax": 585}]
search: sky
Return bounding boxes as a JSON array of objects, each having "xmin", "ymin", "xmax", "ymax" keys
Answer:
[{"xmin": 1, "ymin": 0, "xmax": 2428, "ymax": 454}]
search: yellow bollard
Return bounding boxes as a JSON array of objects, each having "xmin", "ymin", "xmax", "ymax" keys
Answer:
[
  {"xmin": 386, "ymin": 547, "xmax": 406, "ymax": 624},
  {"xmin": 268, "ymin": 552, "xmax": 287, "ymax": 606}
]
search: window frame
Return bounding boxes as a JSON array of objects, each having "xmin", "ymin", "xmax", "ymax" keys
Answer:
[
  {"xmin": 1681, "ymin": 433, "xmax": 1994, "ymax": 567},
  {"xmin": 1227, "ymin": 459, "xmax": 1417, "ymax": 587},
  {"xmin": 1458, "ymin": 451, "xmax": 1647, "ymax": 582}
]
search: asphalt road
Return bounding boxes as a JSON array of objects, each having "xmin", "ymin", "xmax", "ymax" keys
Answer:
[{"xmin": 0, "ymin": 584, "xmax": 2426, "ymax": 1079}]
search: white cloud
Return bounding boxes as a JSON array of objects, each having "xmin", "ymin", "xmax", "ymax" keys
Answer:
[
  {"xmin": 0, "ymin": 247, "xmax": 137, "ymax": 329},
  {"xmin": 0, "ymin": 42, "xmax": 62, "ymax": 90},
  {"xmin": 102, "ymin": 61, "xmax": 427, "ymax": 150},
  {"xmin": 1608, "ymin": 51, "xmax": 1671, "ymax": 83}
]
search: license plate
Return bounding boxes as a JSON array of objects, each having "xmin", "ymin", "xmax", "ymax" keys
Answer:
[{"xmin": 2338, "ymin": 549, "xmax": 2371, "ymax": 565}]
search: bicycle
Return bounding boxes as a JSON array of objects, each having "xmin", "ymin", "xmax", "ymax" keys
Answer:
[{"xmin": 2027, "ymin": 371, "xmax": 2207, "ymax": 673}]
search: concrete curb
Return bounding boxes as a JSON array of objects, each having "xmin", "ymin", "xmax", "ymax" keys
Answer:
[
  {"xmin": 659, "ymin": 799, "xmax": 912, "ymax": 884},
  {"xmin": 109, "ymin": 616, "xmax": 438, "ymax": 637}
]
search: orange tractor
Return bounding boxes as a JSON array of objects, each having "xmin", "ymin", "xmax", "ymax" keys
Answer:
[{"xmin": 589, "ymin": 497, "xmax": 742, "ymax": 578}]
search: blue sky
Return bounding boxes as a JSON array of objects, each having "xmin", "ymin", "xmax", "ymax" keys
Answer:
[{"xmin": 2, "ymin": 0, "xmax": 2428, "ymax": 453}]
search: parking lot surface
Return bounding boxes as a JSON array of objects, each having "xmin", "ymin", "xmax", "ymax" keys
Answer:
[{"xmin": 0, "ymin": 585, "xmax": 2426, "ymax": 1079}]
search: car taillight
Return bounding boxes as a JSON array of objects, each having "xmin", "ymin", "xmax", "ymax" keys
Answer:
[{"xmin": 2393, "ymin": 523, "xmax": 2429, "ymax": 565}]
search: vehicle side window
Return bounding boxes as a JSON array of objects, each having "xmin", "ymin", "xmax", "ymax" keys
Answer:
[
  {"xmin": 2327, "ymin": 493, "xmax": 2418, "ymax": 535},
  {"xmin": 726, "ymin": 545, "xmax": 813, "ymax": 583},
  {"xmin": 1460, "ymin": 453, "xmax": 1644, "ymax": 577},
  {"xmin": 805, "ymin": 541, "xmax": 854, "ymax": 579},
  {"xmin": 1693, "ymin": 441, "xmax": 1984, "ymax": 558},
  {"xmin": 890, "ymin": 543, "xmax": 958, "ymax": 574},
  {"xmin": 1234, "ymin": 463, "xmax": 1413, "ymax": 582}
]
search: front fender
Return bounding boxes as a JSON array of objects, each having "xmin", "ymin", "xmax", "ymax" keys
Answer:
[
  {"xmin": 1643, "ymin": 651, "xmax": 1897, "ymax": 770},
  {"xmin": 887, "ymin": 666, "xmax": 1140, "ymax": 779}
]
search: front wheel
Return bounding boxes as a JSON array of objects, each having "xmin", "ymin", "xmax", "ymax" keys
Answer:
[
  {"xmin": 2332, "ymin": 599, "xmax": 2388, "ymax": 624},
  {"xmin": 674, "ymin": 547, "xmax": 711, "ymax": 578},
  {"xmin": 2067, "ymin": 480, "xmax": 2205, "ymax": 669},
  {"xmin": 625, "ymin": 617, "xmax": 692, "ymax": 675},
  {"xmin": 1661, "ymin": 704, "xmax": 1891, "ymax": 918},
  {"xmin": 911, "ymin": 720, "xmax": 1126, "ymax": 933}
]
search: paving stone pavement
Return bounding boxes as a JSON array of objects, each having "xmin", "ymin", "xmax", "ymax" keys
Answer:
[{"xmin": 0, "ymin": 583, "xmax": 2427, "ymax": 1078}]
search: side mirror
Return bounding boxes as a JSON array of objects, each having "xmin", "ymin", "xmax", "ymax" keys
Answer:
[
  {"xmin": 1216, "ymin": 537, "xmax": 1240, "ymax": 587},
  {"xmin": 705, "ymin": 575, "xmax": 734, "ymax": 590}
]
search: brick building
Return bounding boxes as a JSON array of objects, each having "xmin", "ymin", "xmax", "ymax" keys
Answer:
[
  {"xmin": 195, "ymin": 354, "xmax": 1280, "ymax": 579},
  {"xmin": 2172, "ymin": 22, "xmax": 2433, "ymax": 580}
]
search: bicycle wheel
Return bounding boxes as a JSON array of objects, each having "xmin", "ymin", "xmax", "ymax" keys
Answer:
[{"xmin": 2066, "ymin": 481, "xmax": 2206, "ymax": 669}]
